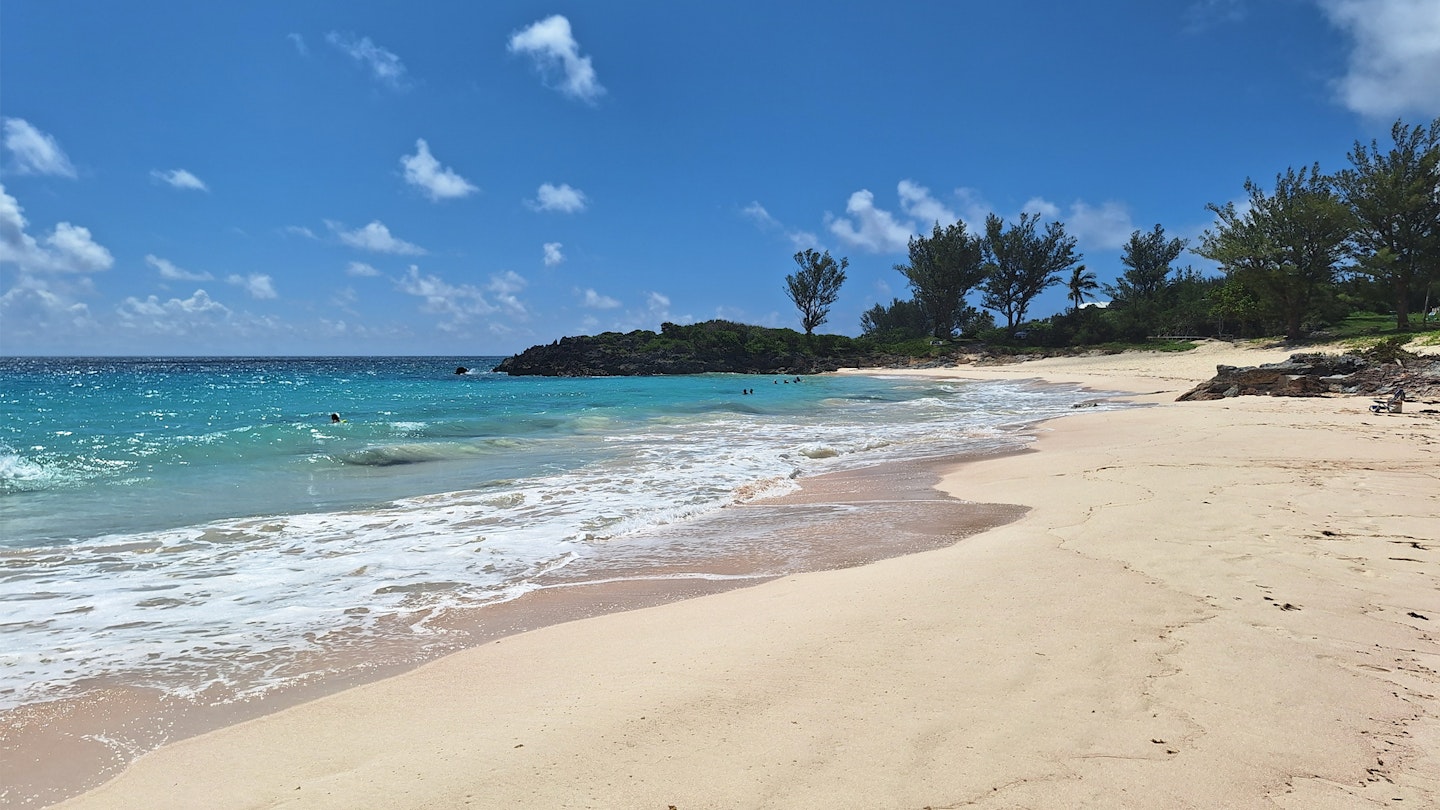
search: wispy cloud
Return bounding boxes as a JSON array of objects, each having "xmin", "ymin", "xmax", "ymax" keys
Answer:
[
  {"xmin": 396, "ymin": 265, "xmax": 497, "ymax": 326},
  {"xmin": 742, "ymin": 201, "xmax": 819, "ymax": 250},
  {"xmin": 228, "ymin": 273, "xmax": 277, "ymax": 299},
  {"xmin": 527, "ymin": 183, "xmax": 588, "ymax": 213},
  {"xmin": 329, "ymin": 220, "xmax": 426, "ymax": 255},
  {"xmin": 1316, "ymin": 0, "xmax": 1440, "ymax": 117},
  {"xmin": 2, "ymin": 118, "xmax": 77, "ymax": 178},
  {"xmin": 150, "ymin": 168, "xmax": 208, "ymax": 192},
  {"xmin": 508, "ymin": 15, "xmax": 605, "ymax": 103},
  {"xmin": 580, "ymin": 288, "xmax": 619, "ymax": 309},
  {"xmin": 346, "ymin": 261, "xmax": 381, "ymax": 277},
  {"xmin": 543, "ymin": 242, "xmax": 565, "ymax": 266},
  {"xmin": 283, "ymin": 225, "xmax": 317, "ymax": 240},
  {"xmin": 287, "ymin": 33, "xmax": 308, "ymax": 56},
  {"xmin": 400, "ymin": 139, "xmax": 477, "ymax": 201},
  {"xmin": 1183, "ymin": 0, "xmax": 1248, "ymax": 33},
  {"xmin": 326, "ymin": 31, "xmax": 409, "ymax": 90},
  {"xmin": 146, "ymin": 254, "xmax": 213, "ymax": 281},
  {"xmin": 487, "ymin": 270, "xmax": 528, "ymax": 316}
]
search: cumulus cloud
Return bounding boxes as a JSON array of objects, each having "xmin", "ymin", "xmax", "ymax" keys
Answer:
[
  {"xmin": 346, "ymin": 261, "xmax": 381, "ymax": 277},
  {"xmin": 1023, "ymin": 197, "xmax": 1135, "ymax": 250},
  {"xmin": 151, "ymin": 168, "xmax": 208, "ymax": 191},
  {"xmin": 228, "ymin": 273, "xmax": 277, "ymax": 299},
  {"xmin": 827, "ymin": 189, "xmax": 914, "ymax": 253},
  {"xmin": 0, "ymin": 185, "xmax": 113, "ymax": 274},
  {"xmin": 0, "ymin": 275, "xmax": 95, "ymax": 336},
  {"xmin": 326, "ymin": 31, "xmax": 409, "ymax": 89},
  {"xmin": 487, "ymin": 270, "xmax": 528, "ymax": 316},
  {"xmin": 329, "ymin": 220, "xmax": 426, "ymax": 255},
  {"xmin": 146, "ymin": 254, "xmax": 213, "ymax": 282},
  {"xmin": 528, "ymin": 183, "xmax": 588, "ymax": 213},
  {"xmin": 1317, "ymin": 0, "xmax": 1440, "ymax": 117},
  {"xmin": 508, "ymin": 15, "xmax": 605, "ymax": 102},
  {"xmin": 897, "ymin": 180, "xmax": 958, "ymax": 229},
  {"xmin": 543, "ymin": 242, "xmax": 565, "ymax": 266},
  {"xmin": 395, "ymin": 265, "xmax": 497, "ymax": 325},
  {"xmin": 580, "ymin": 288, "xmax": 619, "ymax": 309},
  {"xmin": 400, "ymin": 139, "xmax": 478, "ymax": 201},
  {"xmin": 115, "ymin": 289, "xmax": 232, "ymax": 337},
  {"xmin": 3, "ymin": 118, "xmax": 77, "ymax": 178}
]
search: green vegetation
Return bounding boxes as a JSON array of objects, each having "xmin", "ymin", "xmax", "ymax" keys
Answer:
[
  {"xmin": 850, "ymin": 115, "xmax": 1438, "ymax": 351},
  {"xmin": 784, "ymin": 249, "xmax": 848, "ymax": 336}
]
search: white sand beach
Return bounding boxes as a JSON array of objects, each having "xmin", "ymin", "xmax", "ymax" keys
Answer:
[{"xmin": 54, "ymin": 342, "xmax": 1439, "ymax": 809}]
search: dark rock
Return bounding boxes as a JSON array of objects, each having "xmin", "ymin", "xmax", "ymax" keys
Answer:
[{"xmin": 1178, "ymin": 352, "xmax": 1440, "ymax": 401}]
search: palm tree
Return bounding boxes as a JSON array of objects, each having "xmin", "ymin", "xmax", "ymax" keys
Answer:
[{"xmin": 1067, "ymin": 264, "xmax": 1098, "ymax": 312}]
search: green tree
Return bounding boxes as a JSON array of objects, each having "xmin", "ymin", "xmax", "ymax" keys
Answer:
[
  {"xmin": 1104, "ymin": 225, "xmax": 1188, "ymax": 337},
  {"xmin": 860, "ymin": 297, "xmax": 929, "ymax": 340},
  {"xmin": 1196, "ymin": 165, "xmax": 1354, "ymax": 341},
  {"xmin": 980, "ymin": 212, "xmax": 1081, "ymax": 332},
  {"xmin": 1334, "ymin": 117, "xmax": 1440, "ymax": 330},
  {"xmin": 895, "ymin": 220, "xmax": 987, "ymax": 339},
  {"xmin": 1066, "ymin": 264, "xmax": 1098, "ymax": 312},
  {"xmin": 784, "ymin": 249, "xmax": 849, "ymax": 336}
]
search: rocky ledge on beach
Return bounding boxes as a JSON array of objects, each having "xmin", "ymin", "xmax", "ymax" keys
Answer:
[{"xmin": 1178, "ymin": 351, "xmax": 1440, "ymax": 401}]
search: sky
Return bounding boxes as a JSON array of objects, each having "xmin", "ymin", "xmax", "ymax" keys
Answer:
[{"xmin": 2, "ymin": 1, "xmax": 1438, "ymax": 356}]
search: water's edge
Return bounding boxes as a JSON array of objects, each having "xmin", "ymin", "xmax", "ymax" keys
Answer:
[{"xmin": 3, "ymin": 445, "xmax": 1031, "ymax": 808}]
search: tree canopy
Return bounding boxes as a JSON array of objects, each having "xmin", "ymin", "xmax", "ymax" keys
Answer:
[
  {"xmin": 1197, "ymin": 164, "xmax": 1354, "ymax": 341},
  {"xmin": 895, "ymin": 220, "xmax": 987, "ymax": 339},
  {"xmin": 785, "ymin": 249, "xmax": 848, "ymax": 336},
  {"xmin": 979, "ymin": 212, "xmax": 1081, "ymax": 331},
  {"xmin": 1334, "ymin": 117, "xmax": 1440, "ymax": 330}
]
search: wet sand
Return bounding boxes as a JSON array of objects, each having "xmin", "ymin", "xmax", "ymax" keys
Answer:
[{"xmin": 43, "ymin": 341, "xmax": 1440, "ymax": 808}]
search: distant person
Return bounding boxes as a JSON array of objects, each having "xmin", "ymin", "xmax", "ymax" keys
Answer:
[{"xmin": 330, "ymin": 413, "xmax": 342, "ymax": 423}]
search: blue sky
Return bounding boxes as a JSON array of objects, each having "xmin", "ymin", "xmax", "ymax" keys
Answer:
[{"xmin": 2, "ymin": 1, "xmax": 1438, "ymax": 356}]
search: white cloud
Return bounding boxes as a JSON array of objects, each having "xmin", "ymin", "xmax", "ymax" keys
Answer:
[
  {"xmin": 543, "ymin": 242, "xmax": 565, "ymax": 266},
  {"xmin": 1317, "ymin": 0, "xmax": 1440, "ymax": 117},
  {"xmin": 395, "ymin": 265, "xmax": 497, "ymax": 323},
  {"xmin": 3, "ymin": 118, "xmax": 76, "ymax": 178},
  {"xmin": 897, "ymin": 180, "xmax": 958, "ymax": 228},
  {"xmin": 228, "ymin": 273, "xmax": 277, "ymax": 299},
  {"xmin": 647, "ymin": 291, "xmax": 671, "ymax": 314},
  {"xmin": 346, "ymin": 261, "xmax": 381, "ymax": 277},
  {"xmin": 580, "ymin": 288, "xmax": 619, "ymax": 309},
  {"xmin": 146, "ymin": 254, "xmax": 213, "ymax": 281},
  {"xmin": 288, "ymin": 33, "xmax": 308, "ymax": 56},
  {"xmin": 508, "ymin": 15, "xmax": 605, "ymax": 102},
  {"xmin": 1024, "ymin": 198, "xmax": 1135, "ymax": 250},
  {"xmin": 330, "ymin": 220, "xmax": 426, "ymax": 255},
  {"xmin": 150, "ymin": 168, "xmax": 208, "ymax": 192},
  {"xmin": 116, "ymin": 289, "xmax": 231, "ymax": 333},
  {"xmin": 400, "ymin": 139, "xmax": 478, "ymax": 201},
  {"xmin": 1183, "ymin": 0, "xmax": 1248, "ymax": 32},
  {"xmin": 326, "ymin": 31, "xmax": 409, "ymax": 90},
  {"xmin": 0, "ymin": 185, "xmax": 113, "ymax": 274},
  {"xmin": 0, "ymin": 275, "xmax": 95, "ymax": 336},
  {"xmin": 528, "ymin": 183, "xmax": 588, "ymax": 213},
  {"xmin": 488, "ymin": 270, "xmax": 528, "ymax": 316},
  {"xmin": 743, "ymin": 201, "xmax": 821, "ymax": 251},
  {"xmin": 827, "ymin": 189, "xmax": 914, "ymax": 253},
  {"xmin": 284, "ymin": 225, "xmax": 317, "ymax": 239}
]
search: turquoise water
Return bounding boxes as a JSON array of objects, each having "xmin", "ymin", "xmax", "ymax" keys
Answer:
[{"xmin": 0, "ymin": 356, "xmax": 1114, "ymax": 710}]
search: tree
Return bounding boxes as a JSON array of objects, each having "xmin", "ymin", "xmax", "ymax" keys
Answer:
[
  {"xmin": 1067, "ymin": 264, "xmax": 1098, "ymax": 312},
  {"xmin": 1104, "ymin": 224, "xmax": 1188, "ymax": 337},
  {"xmin": 1196, "ymin": 164, "xmax": 1354, "ymax": 341},
  {"xmin": 895, "ymin": 220, "xmax": 987, "ymax": 339},
  {"xmin": 1334, "ymin": 117, "xmax": 1440, "ymax": 330},
  {"xmin": 784, "ymin": 249, "xmax": 848, "ymax": 336},
  {"xmin": 980, "ymin": 212, "xmax": 1081, "ymax": 331},
  {"xmin": 860, "ymin": 297, "xmax": 929, "ymax": 340}
]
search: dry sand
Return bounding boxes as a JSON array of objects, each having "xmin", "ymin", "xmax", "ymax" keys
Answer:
[{"xmin": 53, "ymin": 341, "xmax": 1439, "ymax": 809}]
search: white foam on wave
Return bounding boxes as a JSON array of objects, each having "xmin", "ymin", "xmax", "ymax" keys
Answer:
[{"xmin": 0, "ymin": 378, "xmax": 1126, "ymax": 709}]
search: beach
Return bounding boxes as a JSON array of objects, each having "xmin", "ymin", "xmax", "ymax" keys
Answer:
[{"xmin": 49, "ymin": 342, "xmax": 1440, "ymax": 808}]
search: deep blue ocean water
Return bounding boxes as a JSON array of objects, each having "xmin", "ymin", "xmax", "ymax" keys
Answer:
[{"xmin": 0, "ymin": 356, "xmax": 1114, "ymax": 711}]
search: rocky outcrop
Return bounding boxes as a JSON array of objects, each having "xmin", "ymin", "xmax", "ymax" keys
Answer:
[{"xmin": 1178, "ymin": 352, "xmax": 1438, "ymax": 401}]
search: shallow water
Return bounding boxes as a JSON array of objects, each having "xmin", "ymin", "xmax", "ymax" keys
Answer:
[{"xmin": 0, "ymin": 357, "xmax": 1117, "ymax": 715}]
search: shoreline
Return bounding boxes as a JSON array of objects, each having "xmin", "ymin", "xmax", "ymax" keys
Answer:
[
  {"xmin": 45, "ymin": 343, "xmax": 1440, "ymax": 807},
  {"xmin": 7, "ymin": 445, "xmax": 1029, "ymax": 808}
]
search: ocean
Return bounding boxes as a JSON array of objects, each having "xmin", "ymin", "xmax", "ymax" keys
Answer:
[{"xmin": 0, "ymin": 356, "xmax": 1115, "ymax": 746}]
